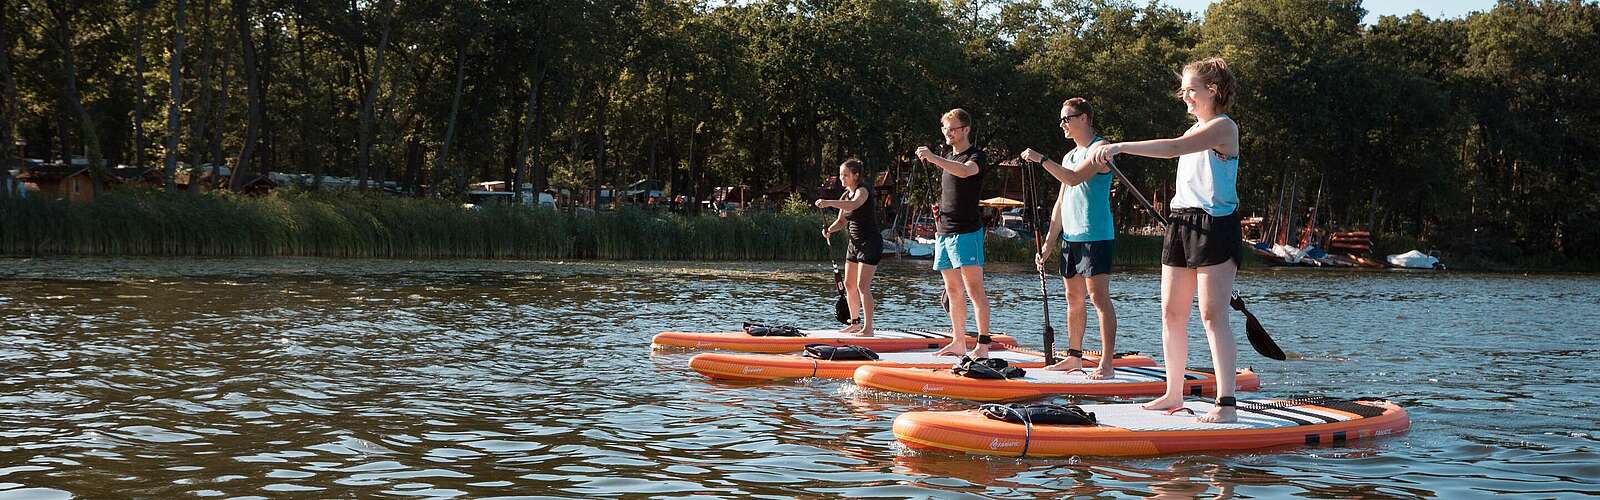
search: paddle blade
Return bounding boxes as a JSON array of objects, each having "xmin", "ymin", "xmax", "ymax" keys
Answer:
[
  {"xmin": 833, "ymin": 262, "xmax": 850, "ymax": 324},
  {"xmin": 1042, "ymin": 324, "xmax": 1056, "ymax": 365},
  {"xmin": 835, "ymin": 294, "xmax": 850, "ymax": 324},
  {"xmin": 1230, "ymin": 292, "xmax": 1286, "ymax": 361}
]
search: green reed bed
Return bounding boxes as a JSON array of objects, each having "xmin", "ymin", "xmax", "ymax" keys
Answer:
[
  {"xmin": 0, "ymin": 189, "xmax": 1208, "ymax": 264},
  {"xmin": 0, "ymin": 189, "xmax": 837, "ymax": 260}
]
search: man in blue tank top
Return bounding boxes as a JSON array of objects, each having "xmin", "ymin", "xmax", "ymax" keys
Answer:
[
  {"xmin": 1021, "ymin": 97, "xmax": 1120, "ymax": 379},
  {"xmin": 916, "ymin": 108, "xmax": 993, "ymax": 358}
]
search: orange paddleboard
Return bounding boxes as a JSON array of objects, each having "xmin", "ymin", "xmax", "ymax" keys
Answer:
[
  {"xmin": 855, "ymin": 365, "xmax": 1260, "ymax": 401},
  {"xmin": 894, "ymin": 397, "xmax": 1408, "ymax": 457},
  {"xmin": 652, "ymin": 328, "xmax": 1017, "ymax": 353},
  {"xmin": 689, "ymin": 349, "xmax": 1157, "ymax": 382}
]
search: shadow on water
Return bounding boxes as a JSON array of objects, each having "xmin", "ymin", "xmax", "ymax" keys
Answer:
[{"xmin": 1, "ymin": 257, "xmax": 1598, "ymax": 497}]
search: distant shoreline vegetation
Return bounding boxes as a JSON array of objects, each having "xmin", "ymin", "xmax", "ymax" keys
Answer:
[
  {"xmin": 0, "ymin": 189, "xmax": 1591, "ymax": 272},
  {"xmin": 0, "ymin": 188, "xmax": 1132, "ymax": 264}
]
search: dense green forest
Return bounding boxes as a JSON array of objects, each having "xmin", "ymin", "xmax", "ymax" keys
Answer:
[{"xmin": 0, "ymin": 0, "xmax": 1596, "ymax": 268}]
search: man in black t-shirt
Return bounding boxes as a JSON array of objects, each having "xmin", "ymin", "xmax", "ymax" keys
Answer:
[{"xmin": 914, "ymin": 108, "xmax": 993, "ymax": 358}]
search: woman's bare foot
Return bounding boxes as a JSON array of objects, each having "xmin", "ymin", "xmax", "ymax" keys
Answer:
[
  {"xmin": 850, "ymin": 323, "xmax": 874, "ymax": 337},
  {"xmin": 968, "ymin": 343, "xmax": 990, "ymax": 359},
  {"xmin": 1140, "ymin": 394, "xmax": 1185, "ymax": 411},
  {"xmin": 1044, "ymin": 356, "xmax": 1083, "ymax": 372},
  {"xmin": 933, "ymin": 341, "xmax": 967, "ymax": 356},
  {"xmin": 1198, "ymin": 405, "xmax": 1237, "ymax": 423},
  {"xmin": 839, "ymin": 322, "xmax": 862, "ymax": 333},
  {"xmin": 1087, "ymin": 363, "xmax": 1115, "ymax": 380}
]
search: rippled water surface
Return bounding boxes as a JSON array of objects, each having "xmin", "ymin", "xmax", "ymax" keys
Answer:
[{"xmin": 2, "ymin": 257, "xmax": 1597, "ymax": 498}]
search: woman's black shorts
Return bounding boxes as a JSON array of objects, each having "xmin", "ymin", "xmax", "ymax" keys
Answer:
[
  {"xmin": 1162, "ymin": 208, "xmax": 1241, "ymax": 268},
  {"xmin": 846, "ymin": 237, "xmax": 883, "ymax": 266}
]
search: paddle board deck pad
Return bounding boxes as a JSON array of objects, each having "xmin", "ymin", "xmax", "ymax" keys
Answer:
[
  {"xmin": 855, "ymin": 365, "xmax": 1260, "ymax": 401},
  {"xmin": 893, "ymin": 396, "xmax": 1408, "ymax": 457},
  {"xmin": 652, "ymin": 328, "xmax": 1018, "ymax": 353},
  {"xmin": 689, "ymin": 350, "xmax": 1157, "ymax": 382}
]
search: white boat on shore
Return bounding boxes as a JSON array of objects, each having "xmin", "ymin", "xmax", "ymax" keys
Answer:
[{"xmin": 1387, "ymin": 250, "xmax": 1443, "ymax": 269}]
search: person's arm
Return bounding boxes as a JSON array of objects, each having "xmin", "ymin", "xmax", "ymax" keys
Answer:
[
  {"xmin": 1029, "ymin": 142, "xmax": 1110, "ymax": 187},
  {"xmin": 826, "ymin": 187, "xmax": 868, "ymax": 212},
  {"xmin": 1091, "ymin": 118, "xmax": 1237, "ymax": 163},
  {"xmin": 916, "ymin": 146, "xmax": 980, "ymax": 178},
  {"xmin": 824, "ymin": 210, "xmax": 846, "ymax": 238}
]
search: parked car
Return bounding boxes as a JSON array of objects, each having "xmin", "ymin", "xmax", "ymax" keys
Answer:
[
  {"xmin": 621, "ymin": 179, "xmax": 665, "ymax": 203},
  {"xmin": 463, "ymin": 190, "xmax": 516, "ymax": 210}
]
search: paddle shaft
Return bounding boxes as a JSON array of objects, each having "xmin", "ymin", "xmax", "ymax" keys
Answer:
[
  {"xmin": 1105, "ymin": 156, "xmax": 1285, "ymax": 360},
  {"xmin": 1024, "ymin": 159, "xmax": 1057, "ymax": 366},
  {"xmin": 1104, "ymin": 159, "xmax": 1167, "ymax": 228}
]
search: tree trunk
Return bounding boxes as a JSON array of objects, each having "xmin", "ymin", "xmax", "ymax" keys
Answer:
[
  {"xmin": 512, "ymin": 60, "xmax": 547, "ymax": 198},
  {"xmin": 688, "ymin": 116, "xmax": 701, "ymax": 215},
  {"xmin": 531, "ymin": 83, "xmax": 548, "ymax": 192},
  {"xmin": 132, "ymin": 4, "xmax": 147, "ymax": 169},
  {"xmin": 257, "ymin": 11, "xmax": 276, "ymax": 178},
  {"xmin": 593, "ymin": 83, "xmax": 609, "ymax": 209},
  {"xmin": 403, "ymin": 132, "xmax": 420, "ymax": 194},
  {"xmin": 162, "ymin": 0, "xmax": 185, "ymax": 191},
  {"xmin": 49, "ymin": 2, "xmax": 106, "ymax": 193},
  {"xmin": 189, "ymin": 0, "xmax": 214, "ymax": 191},
  {"xmin": 210, "ymin": 21, "xmax": 231, "ymax": 180},
  {"xmin": 0, "ymin": 0, "xmax": 17, "ymax": 170},
  {"xmin": 356, "ymin": 0, "xmax": 395, "ymax": 190},
  {"xmin": 428, "ymin": 40, "xmax": 466, "ymax": 198},
  {"xmin": 294, "ymin": 6, "xmax": 317, "ymax": 189},
  {"xmin": 229, "ymin": 0, "xmax": 260, "ymax": 191}
]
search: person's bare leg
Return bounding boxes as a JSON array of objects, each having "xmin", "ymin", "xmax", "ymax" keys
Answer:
[
  {"xmin": 1086, "ymin": 273, "xmax": 1117, "ymax": 380},
  {"xmin": 1046, "ymin": 276, "xmax": 1087, "ymax": 371},
  {"xmin": 1196, "ymin": 261, "xmax": 1238, "ymax": 423},
  {"xmin": 841, "ymin": 261, "xmax": 863, "ymax": 332},
  {"xmin": 1143, "ymin": 265, "xmax": 1196, "ymax": 411},
  {"xmin": 933, "ymin": 269, "xmax": 969, "ymax": 356},
  {"xmin": 851, "ymin": 262, "xmax": 878, "ymax": 336},
  {"xmin": 958, "ymin": 265, "xmax": 991, "ymax": 358}
]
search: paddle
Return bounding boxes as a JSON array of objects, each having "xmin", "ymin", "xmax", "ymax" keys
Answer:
[
  {"xmin": 1103, "ymin": 158, "xmax": 1166, "ymax": 227},
  {"xmin": 1230, "ymin": 292, "xmax": 1285, "ymax": 360},
  {"xmin": 1024, "ymin": 159, "xmax": 1057, "ymax": 366},
  {"xmin": 827, "ymin": 236, "xmax": 850, "ymax": 325},
  {"xmin": 921, "ymin": 143, "xmax": 952, "ymax": 314},
  {"xmin": 1103, "ymin": 158, "xmax": 1285, "ymax": 361}
]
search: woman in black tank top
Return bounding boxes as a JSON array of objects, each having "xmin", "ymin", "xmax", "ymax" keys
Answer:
[{"xmin": 817, "ymin": 159, "xmax": 882, "ymax": 336}]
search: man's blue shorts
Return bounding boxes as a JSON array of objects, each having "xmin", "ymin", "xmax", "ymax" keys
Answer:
[{"xmin": 933, "ymin": 230, "xmax": 985, "ymax": 271}]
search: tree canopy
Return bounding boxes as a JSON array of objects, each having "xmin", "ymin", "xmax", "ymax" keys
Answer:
[{"xmin": 2, "ymin": 0, "xmax": 1597, "ymax": 266}]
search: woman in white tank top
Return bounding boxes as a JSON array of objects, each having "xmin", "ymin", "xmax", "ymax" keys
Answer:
[{"xmin": 1089, "ymin": 57, "xmax": 1243, "ymax": 424}]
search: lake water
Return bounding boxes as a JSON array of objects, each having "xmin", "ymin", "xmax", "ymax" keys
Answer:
[{"xmin": 1, "ymin": 257, "xmax": 1597, "ymax": 498}]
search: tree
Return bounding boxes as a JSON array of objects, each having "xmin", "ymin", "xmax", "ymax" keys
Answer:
[{"xmin": 162, "ymin": 0, "xmax": 184, "ymax": 190}]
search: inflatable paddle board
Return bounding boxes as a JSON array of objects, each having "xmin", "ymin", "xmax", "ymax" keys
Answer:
[
  {"xmin": 652, "ymin": 328, "xmax": 1018, "ymax": 353},
  {"xmin": 689, "ymin": 350, "xmax": 1157, "ymax": 382},
  {"xmin": 855, "ymin": 365, "xmax": 1260, "ymax": 401},
  {"xmin": 893, "ymin": 396, "xmax": 1408, "ymax": 457}
]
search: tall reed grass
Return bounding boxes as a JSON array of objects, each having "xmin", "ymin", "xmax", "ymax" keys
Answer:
[
  {"xmin": 0, "ymin": 189, "xmax": 837, "ymax": 260},
  {"xmin": 0, "ymin": 189, "xmax": 1187, "ymax": 265}
]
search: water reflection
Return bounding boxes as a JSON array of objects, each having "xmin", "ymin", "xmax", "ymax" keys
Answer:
[{"xmin": 1, "ymin": 257, "xmax": 1597, "ymax": 497}]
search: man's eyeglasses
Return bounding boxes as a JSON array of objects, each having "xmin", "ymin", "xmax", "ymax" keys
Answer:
[{"xmin": 1058, "ymin": 113, "xmax": 1084, "ymax": 125}]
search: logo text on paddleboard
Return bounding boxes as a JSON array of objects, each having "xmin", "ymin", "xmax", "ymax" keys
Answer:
[{"xmin": 989, "ymin": 438, "xmax": 1022, "ymax": 449}]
